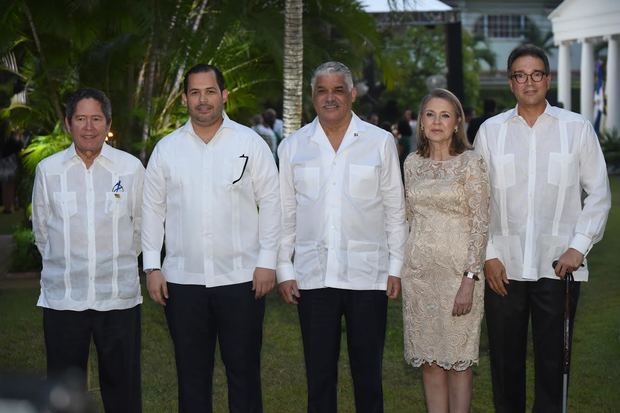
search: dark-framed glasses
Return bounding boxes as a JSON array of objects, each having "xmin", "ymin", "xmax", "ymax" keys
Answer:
[{"xmin": 510, "ymin": 70, "xmax": 547, "ymax": 84}]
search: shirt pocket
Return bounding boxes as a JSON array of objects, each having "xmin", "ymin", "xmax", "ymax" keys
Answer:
[
  {"xmin": 348, "ymin": 164, "xmax": 379, "ymax": 199},
  {"xmin": 490, "ymin": 154, "xmax": 516, "ymax": 189},
  {"xmin": 105, "ymin": 192, "xmax": 129, "ymax": 217},
  {"xmin": 293, "ymin": 166, "xmax": 320, "ymax": 202},
  {"xmin": 52, "ymin": 192, "xmax": 77, "ymax": 217},
  {"xmin": 293, "ymin": 242, "xmax": 324, "ymax": 280},
  {"xmin": 547, "ymin": 152, "xmax": 577, "ymax": 187},
  {"xmin": 347, "ymin": 240, "xmax": 379, "ymax": 282}
]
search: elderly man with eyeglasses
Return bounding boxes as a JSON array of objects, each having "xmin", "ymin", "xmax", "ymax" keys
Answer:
[{"xmin": 473, "ymin": 44, "xmax": 611, "ymax": 413}]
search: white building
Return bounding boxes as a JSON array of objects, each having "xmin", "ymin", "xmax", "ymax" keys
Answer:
[{"xmin": 549, "ymin": 0, "xmax": 620, "ymax": 131}]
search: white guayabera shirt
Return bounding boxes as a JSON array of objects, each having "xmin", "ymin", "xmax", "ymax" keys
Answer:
[
  {"xmin": 141, "ymin": 114, "xmax": 280, "ymax": 286},
  {"xmin": 277, "ymin": 113, "xmax": 407, "ymax": 290},
  {"xmin": 32, "ymin": 143, "xmax": 144, "ymax": 311},
  {"xmin": 474, "ymin": 103, "xmax": 611, "ymax": 282}
]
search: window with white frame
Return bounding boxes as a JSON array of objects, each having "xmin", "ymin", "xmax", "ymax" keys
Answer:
[{"xmin": 473, "ymin": 15, "xmax": 532, "ymax": 38}]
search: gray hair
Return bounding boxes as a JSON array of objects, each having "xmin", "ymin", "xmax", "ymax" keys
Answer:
[{"xmin": 310, "ymin": 61, "xmax": 354, "ymax": 92}]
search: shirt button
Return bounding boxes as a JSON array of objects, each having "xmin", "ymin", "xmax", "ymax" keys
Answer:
[{"xmin": 331, "ymin": 182, "xmax": 336, "ymax": 186}]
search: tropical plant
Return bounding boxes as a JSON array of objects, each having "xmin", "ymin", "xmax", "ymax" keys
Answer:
[
  {"xmin": 599, "ymin": 128, "xmax": 620, "ymax": 164},
  {"xmin": 20, "ymin": 122, "xmax": 71, "ymax": 174},
  {"xmin": 1, "ymin": 0, "xmax": 385, "ymax": 161},
  {"xmin": 521, "ymin": 22, "xmax": 554, "ymax": 55}
]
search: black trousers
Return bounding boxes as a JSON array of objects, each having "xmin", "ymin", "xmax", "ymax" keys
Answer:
[
  {"xmin": 485, "ymin": 278, "xmax": 580, "ymax": 413},
  {"xmin": 164, "ymin": 281, "xmax": 265, "ymax": 413},
  {"xmin": 43, "ymin": 305, "xmax": 142, "ymax": 413},
  {"xmin": 297, "ymin": 288, "xmax": 388, "ymax": 413}
]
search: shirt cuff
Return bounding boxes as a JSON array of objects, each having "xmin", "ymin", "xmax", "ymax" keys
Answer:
[
  {"xmin": 485, "ymin": 241, "xmax": 499, "ymax": 261},
  {"xmin": 276, "ymin": 263, "xmax": 296, "ymax": 283},
  {"xmin": 142, "ymin": 250, "xmax": 161, "ymax": 270},
  {"xmin": 569, "ymin": 233, "xmax": 592, "ymax": 256},
  {"xmin": 388, "ymin": 259, "xmax": 403, "ymax": 278},
  {"xmin": 256, "ymin": 249, "xmax": 277, "ymax": 270}
]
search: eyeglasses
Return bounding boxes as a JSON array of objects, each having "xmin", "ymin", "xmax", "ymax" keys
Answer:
[{"xmin": 510, "ymin": 71, "xmax": 547, "ymax": 84}]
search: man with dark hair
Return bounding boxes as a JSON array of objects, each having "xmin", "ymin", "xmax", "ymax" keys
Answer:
[
  {"xmin": 277, "ymin": 61, "xmax": 406, "ymax": 413},
  {"xmin": 142, "ymin": 63, "xmax": 280, "ymax": 412},
  {"xmin": 474, "ymin": 44, "xmax": 611, "ymax": 412},
  {"xmin": 32, "ymin": 87, "xmax": 144, "ymax": 413}
]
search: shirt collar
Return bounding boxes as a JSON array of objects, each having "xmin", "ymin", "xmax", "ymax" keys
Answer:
[
  {"xmin": 508, "ymin": 100, "xmax": 558, "ymax": 123},
  {"xmin": 308, "ymin": 112, "xmax": 366, "ymax": 144},
  {"xmin": 62, "ymin": 142, "xmax": 114, "ymax": 166},
  {"xmin": 183, "ymin": 111, "xmax": 236, "ymax": 141}
]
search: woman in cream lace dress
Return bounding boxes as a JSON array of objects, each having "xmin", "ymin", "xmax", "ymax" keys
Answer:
[{"xmin": 402, "ymin": 89, "xmax": 490, "ymax": 412}]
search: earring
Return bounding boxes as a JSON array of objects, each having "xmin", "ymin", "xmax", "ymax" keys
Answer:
[{"xmin": 454, "ymin": 127, "xmax": 458, "ymax": 133}]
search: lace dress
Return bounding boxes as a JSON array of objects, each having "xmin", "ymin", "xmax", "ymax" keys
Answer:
[{"xmin": 402, "ymin": 150, "xmax": 489, "ymax": 371}]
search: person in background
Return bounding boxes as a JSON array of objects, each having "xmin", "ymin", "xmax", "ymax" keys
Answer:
[{"xmin": 467, "ymin": 98, "xmax": 496, "ymax": 145}]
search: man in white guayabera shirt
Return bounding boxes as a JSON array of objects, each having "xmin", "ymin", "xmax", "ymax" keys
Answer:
[
  {"xmin": 141, "ymin": 64, "xmax": 280, "ymax": 413},
  {"xmin": 474, "ymin": 44, "xmax": 611, "ymax": 413},
  {"xmin": 32, "ymin": 88, "xmax": 144, "ymax": 413},
  {"xmin": 277, "ymin": 61, "xmax": 407, "ymax": 413}
]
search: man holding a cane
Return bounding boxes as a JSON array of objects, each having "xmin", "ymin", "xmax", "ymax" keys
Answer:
[{"xmin": 474, "ymin": 44, "xmax": 611, "ymax": 412}]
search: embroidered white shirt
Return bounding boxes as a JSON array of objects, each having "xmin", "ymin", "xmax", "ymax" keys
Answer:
[
  {"xmin": 474, "ymin": 103, "xmax": 611, "ymax": 281},
  {"xmin": 277, "ymin": 113, "xmax": 407, "ymax": 290},
  {"xmin": 32, "ymin": 143, "xmax": 144, "ymax": 311},
  {"xmin": 141, "ymin": 114, "xmax": 280, "ymax": 287}
]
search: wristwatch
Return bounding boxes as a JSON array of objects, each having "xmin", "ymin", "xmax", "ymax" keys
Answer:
[
  {"xmin": 463, "ymin": 271, "xmax": 480, "ymax": 281},
  {"xmin": 144, "ymin": 268, "xmax": 159, "ymax": 276}
]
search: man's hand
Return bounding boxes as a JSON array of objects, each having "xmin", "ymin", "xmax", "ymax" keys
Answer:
[
  {"xmin": 484, "ymin": 258, "xmax": 509, "ymax": 296},
  {"xmin": 386, "ymin": 275, "xmax": 401, "ymax": 299},
  {"xmin": 554, "ymin": 248, "xmax": 584, "ymax": 279},
  {"xmin": 252, "ymin": 267, "xmax": 275, "ymax": 299},
  {"xmin": 146, "ymin": 270, "xmax": 168, "ymax": 306},
  {"xmin": 452, "ymin": 277, "xmax": 475, "ymax": 316},
  {"xmin": 278, "ymin": 280, "xmax": 300, "ymax": 304}
]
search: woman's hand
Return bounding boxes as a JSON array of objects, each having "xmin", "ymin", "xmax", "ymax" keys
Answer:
[{"xmin": 452, "ymin": 277, "xmax": 475, "ymax": 316}]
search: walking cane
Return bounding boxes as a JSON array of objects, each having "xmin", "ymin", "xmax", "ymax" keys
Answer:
[{"xmin": 552, "ymin": 260, "xmax": 574, "ymax": 413}]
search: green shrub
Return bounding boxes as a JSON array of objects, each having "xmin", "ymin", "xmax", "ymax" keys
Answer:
[
  {"xmin": 599, "ymin": 128, "xmax": 620, "ymax": 163},
  {"xmin": 10, "ymin": 226, "xmax": 42, "ymax": 272}
]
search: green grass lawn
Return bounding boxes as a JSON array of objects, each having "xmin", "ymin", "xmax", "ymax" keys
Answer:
[{"xmin": 1, "ymin": 177, "xmax": 618, "ymax": 412}]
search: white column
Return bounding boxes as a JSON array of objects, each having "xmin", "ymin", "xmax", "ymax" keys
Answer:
[
  {"xmin": 580, "ymin": 39, "xmax": 595, "ymax": 121},
  {"xmin": 558, "ymin": 41, "xmax": 572, "ymax": 110},
  {"xmin": 606, "ymin": 35, "xmax": 620, "ymax": 132}
]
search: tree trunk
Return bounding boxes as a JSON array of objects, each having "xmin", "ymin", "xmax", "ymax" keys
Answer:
[
  {"xmin": 139, "ymin": 38, "xmax": 157, "ymax": 163},
  {"xmin": 282, "ymin": 0, "xmax": 303, "ymax": 138}
]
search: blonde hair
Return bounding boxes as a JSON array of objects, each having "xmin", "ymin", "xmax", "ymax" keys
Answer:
[{"xmin": 415, "ymin": 88, "xmax": 471, "ymax": 158}]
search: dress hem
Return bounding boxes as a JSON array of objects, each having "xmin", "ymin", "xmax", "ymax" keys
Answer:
[{"xmin": 405, "ymin": 356, "xmax": 478, "ymax": 372}]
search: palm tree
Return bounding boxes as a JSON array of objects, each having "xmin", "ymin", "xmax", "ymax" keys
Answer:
[{"xmin": 282, "ymin": 0, "xmax": 303, "ymax": 138}]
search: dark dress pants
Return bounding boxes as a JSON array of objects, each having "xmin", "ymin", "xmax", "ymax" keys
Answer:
[
  {"xmin": 297, "ymin": 288, "xmax": 388, "ymax": 413},
  {"xmin": 43, "ymin": 305, "xmax": 142, "ymax": 413},
  {"xmin": 164, "ymin": 281, "xmax": 265, "ymax": 413},
  {"xmin": 485, "ymin": 278, "xmax": 580, "ymax": 413}
]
